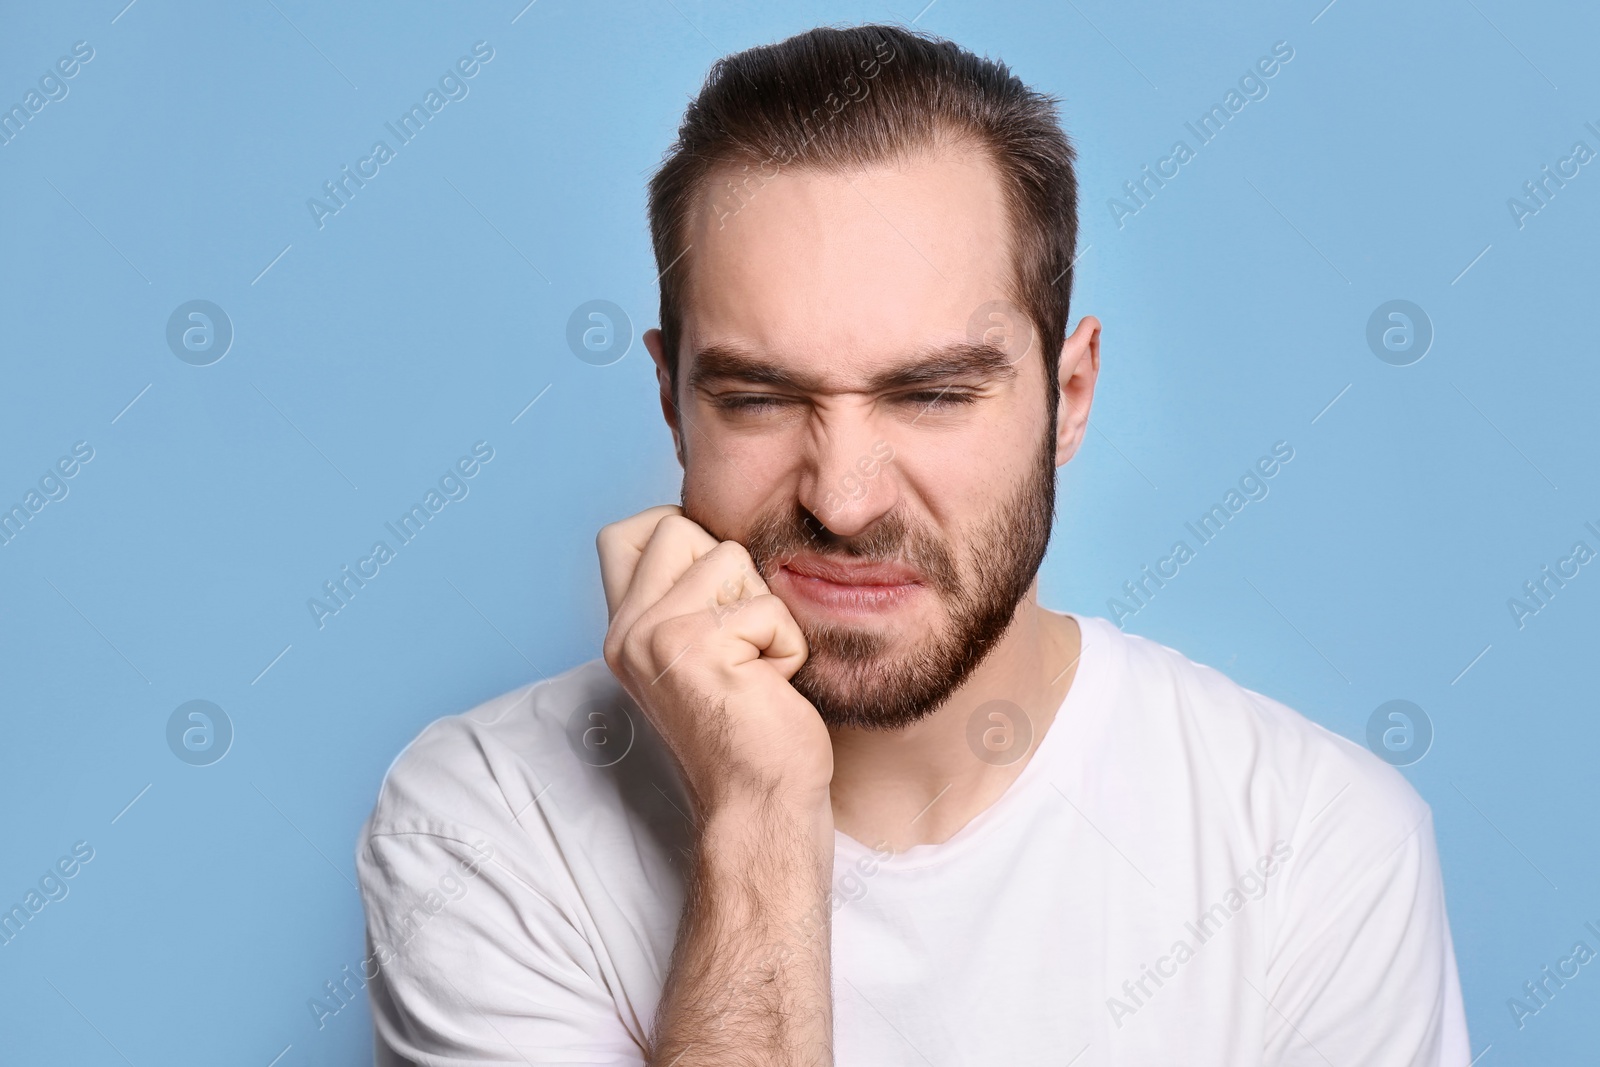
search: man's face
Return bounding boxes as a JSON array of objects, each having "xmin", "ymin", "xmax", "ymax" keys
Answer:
[{"xmin": 657, "ymin": 145, "xmax": 1061, "ymax": 729}]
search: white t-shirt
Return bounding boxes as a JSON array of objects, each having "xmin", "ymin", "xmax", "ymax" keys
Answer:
[{"xmin": 355, "ymin": 611, "xmax": 1470, "ymax": 1065}]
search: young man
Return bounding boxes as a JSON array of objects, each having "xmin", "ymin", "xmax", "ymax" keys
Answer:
[{"xmin": 357, "ymin": 24, "xmax": 1469, "ymax": 1065}]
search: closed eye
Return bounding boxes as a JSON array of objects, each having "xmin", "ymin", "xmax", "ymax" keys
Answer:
[
  {"xmin": 899, "ymin": 389, "xmax": 979, "ymax": 409},
  {"xmin": 713, "ymin": 393, "xmax": 793, "ymax": 414},
  {"xmin": 711, "ymin": 388, "xmax": 981, "ymax": 416}
]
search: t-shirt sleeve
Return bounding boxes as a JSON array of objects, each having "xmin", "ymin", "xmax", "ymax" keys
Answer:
[
  {"xmin": 1262, "ymin": 799, "xmax": 1470, "ymax": 1067},
  {"xmin": 357, "ymin": 824, "xmax": 647, "ymax": 1067}
]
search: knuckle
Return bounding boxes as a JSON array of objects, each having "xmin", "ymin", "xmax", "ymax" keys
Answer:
[
  {"xmin": 596, "ymin": 517, "xmax": 630, "ymax": 554},
  {"xmin": 620, "ymin": 624, "xmax": 653, "ymax": 671},
  {"xmin": 767, "ymin": 595, "xmax": 802, "ymax": 631},
  {"xmin": 714, "ymin": 541, "xmax": 762, "ymax": 593},
  {"xmin": 602, "ymin": 628, "xmax": 624, "ymax": 671},
  {"xmin": 717, "ymin": 539, "xmax": 754, "ymax": 569},
  {"xmin": 656, "ymin": 514, "xmax": 697, "ymax": 542},
  {"xmin": 646, "ymin": 615, "xmax": 698, "ymax": 665}
]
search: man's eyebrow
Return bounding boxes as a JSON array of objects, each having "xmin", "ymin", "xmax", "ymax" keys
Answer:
[
  {"xmin": 686, "ymin": 340, "xmax": 1022, "ymax": 394},
  {"xmin": 866, "ymin": 342, "xmax": 1022, "ymax": 391},
  {"xmin": 686, "ymin": 343, "xmax": 798, "ymax": 391}
]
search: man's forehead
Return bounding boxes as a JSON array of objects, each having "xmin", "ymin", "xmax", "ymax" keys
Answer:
[{"xmin": 677, "ymin": 147, "xmax": 1016, "ymax": 374}]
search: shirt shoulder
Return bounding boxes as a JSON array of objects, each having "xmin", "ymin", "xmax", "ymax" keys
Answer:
[
  {"xmin": 1080, "ymin": 614, "xmax": 1433, "ymax": 858},
  {"xmin": 361, "ymin": 658, "xmax": 689, "ymax": 855},
  {"xmin": 1076, "ymin": 616, "xmax": 1465, "ymax": 1061},
  {"xmin": 354, "ymin": 660, "xmax": 681, "ymax": 1062}
]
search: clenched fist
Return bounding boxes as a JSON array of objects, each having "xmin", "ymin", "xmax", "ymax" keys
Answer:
[{"xmin": 597, "ymin": 505, "xmax": 833, "ymax": 814}]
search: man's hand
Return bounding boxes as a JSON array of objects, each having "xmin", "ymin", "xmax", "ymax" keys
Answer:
[
  {"xmin": 597, "ymin": 506, "xmax": 836, "ymax": 1065},
  {"xmin": 597, "ymin": 505, "xmax": 832, "ymax": 811}
]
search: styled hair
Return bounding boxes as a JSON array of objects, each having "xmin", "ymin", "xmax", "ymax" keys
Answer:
[{"xmin": 646, "ymin": 23, "xmax": 1079, "ymax": 407}]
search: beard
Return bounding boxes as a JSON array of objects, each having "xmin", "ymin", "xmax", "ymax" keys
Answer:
[{"xmin": 684, "ymin": 428, "xmax": 1057, "ymax": 731}]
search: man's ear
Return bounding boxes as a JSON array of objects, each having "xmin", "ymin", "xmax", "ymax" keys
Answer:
[
  {"xmin": 1054, "ymin": 316, "xmax": 1101, "ymax": 467},
  {"xmin": 643, "ymin": 328, "xmax": 686, "ymax": 468}
]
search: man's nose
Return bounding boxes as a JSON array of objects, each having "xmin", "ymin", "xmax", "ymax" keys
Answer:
[{"xmin": 796, "ymin": 425, "xmax": 899, "ymax": 539}]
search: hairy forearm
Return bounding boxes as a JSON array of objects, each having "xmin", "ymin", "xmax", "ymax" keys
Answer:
[{"xmin": 650, "ymin": 795, "xmax": 835, "ymax": 1066}]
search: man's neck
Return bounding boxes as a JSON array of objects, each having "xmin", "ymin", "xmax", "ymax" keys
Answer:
[{"xmin": 827, "ymin": 597, "xmax": 1083, "ymax": 851}]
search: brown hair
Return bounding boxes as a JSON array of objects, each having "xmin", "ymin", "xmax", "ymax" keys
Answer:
[{"xmin": 646, "ymin": 23, "xmax": 1079, "ymax": 408}]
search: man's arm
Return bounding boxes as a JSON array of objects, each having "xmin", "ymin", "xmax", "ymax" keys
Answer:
[
  {"xmin": 650, "ymin": 796, "xmax": 834, "ymax": 1065},
  {"xmin": 1266, "ymin": 783, "xmax": 1469, "ymax": 1066},
  {"xmin": 598, "ymin": 506, "xmax": 837, "ymax": 1066}
]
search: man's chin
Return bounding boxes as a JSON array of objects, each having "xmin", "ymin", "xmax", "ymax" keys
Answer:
[{"xmin": 789, "ymin": 634, "xmax": 959, "ymax": 732}]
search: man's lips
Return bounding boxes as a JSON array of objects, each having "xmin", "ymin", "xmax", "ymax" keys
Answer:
[
  {"xmin": 777, "ymin": 552, "xmax": 922, "ymax": 586},
  {"xmin": 771, "ymin": 552, "xmax": 924, "ymax": 614}
]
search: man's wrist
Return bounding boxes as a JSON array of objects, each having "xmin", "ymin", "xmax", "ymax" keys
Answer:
[{"xmin": 696, "ymin": 791, "xmax": 835, "ymax": 877}]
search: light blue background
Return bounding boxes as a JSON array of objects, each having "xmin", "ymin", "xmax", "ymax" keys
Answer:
[{"xmin": 2, "ymin": 0, "xmax": 1596, "ymax": 1062}]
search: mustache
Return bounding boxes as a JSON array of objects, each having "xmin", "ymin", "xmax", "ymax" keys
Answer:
[{"xmin": 736, "ymin": 503, "xmax": 961, "ymax": 597}]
